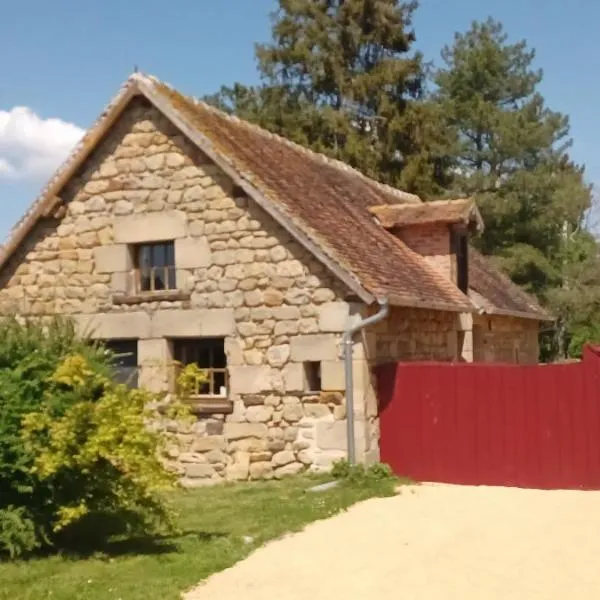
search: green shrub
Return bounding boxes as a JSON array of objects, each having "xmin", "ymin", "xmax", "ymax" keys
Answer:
[
  {"xmin": 0, "ymin": 506, "xmax": 40, "ymax": 559},
  {"xmin": 0, "ymin": 317, "xmax": 187, "ymax": 558},
  {"xmin": 331, "ymin": 460, "xmax": 395, "ymax": 484}
]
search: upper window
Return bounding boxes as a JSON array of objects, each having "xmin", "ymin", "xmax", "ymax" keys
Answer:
[
  {"xmin": 134, "ymin": 242, "xmax": 176, "ymax": 293},
  {"xmin": 452, "ymin": 230, "xmax": 469, "ymax": 294},
  {"xmin": 172, "ymin": 338, "xmax": 227, "ymax": 397}
]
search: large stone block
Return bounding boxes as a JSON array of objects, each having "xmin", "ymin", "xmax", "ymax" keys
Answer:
[
  {"xmin": 113, "ymin": 211, "xmax": 187, "ymax": 243},
  {"xmin": 273, "ymin": 462, "xmax": 304, "ymax": 478},
  {"xmin": 245, "ymin": 405, "xmax": 274, "ymax": 423},
  {"xmin": 229, "ymin": 366, "xmax": 273, "ymax": 394},
  {"xmin": 316, "ymin": 420, "xmax": 365, "ymax": 452},
  {"xmin": 94, "ymin": 244, "xmax": 132, "ymax": 274},
  {"xmin": 282, "ymin": 362, "xmax": 305, "ymax": 392},
  {"xmin": 266, "ymin": 344, "xmax": 290, "ymax": 367},
  {"xmin": 223, "ymin": 422, "xmax": 269, "ymax": 441},
  {"xmin": 321, "ymin": 360, "xmax": 346, "ymax": 391},
  {"xmin": 225, "ymin": 451, "xmax": 250, "ymax": 481},
  {"xmin": 191, "ymin": 436, "xmax": 227, "ymax": 452},
  {"xmin": 317, "ymin": 302, "xmax": 361, "ymax": 333},
  {"xmin": 290, "ymin": 334, "xmax": 338, "ymax": 362},
  {"xmin": 175, "ymin": 236, "xmax": 212, "ymax": 270},
  {"xmin": 271, "ymin": 450, "xmax": 295, "ymax": 467},
  {"xmin": 150, "ymin": 309, "xmax": 235, "ymax": 337},
  {"xmin": 74, "ymin": 312, "xmax": 151, "ymax": 339},
  {"xmin": 185, "ymin": 463, "xmax": 215, "ymax": 478},
  {"xmin": 138, "ymin": 338, "xmax": 171, "ymax": 392},
  {"xmin": 249, "ymin": 461, "xmax": 273, "ymax": 480}
]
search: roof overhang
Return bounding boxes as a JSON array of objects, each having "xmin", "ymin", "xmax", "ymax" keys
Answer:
[
  {"xmin": 369, "ymin": 199, "xmax": 484, "ymax": 235},
  {"xmin": 476, "ymin": 306, "xmax": 555, "ymax": 321},
  {"xmin": 387, "ymin": 293, "xmax": 475, "ymax": 314}
]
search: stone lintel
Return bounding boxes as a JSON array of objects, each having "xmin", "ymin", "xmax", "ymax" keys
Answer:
[
  {"xmin": 151, "ymin": 309, "xmax": 235, "ymax": 337},
  {"xmin": 113, "ymin": 211, "xmax": 187, "ymax": 244},
  {"xmin": 290, "ymin": 334, "xmax": 338, "ymax": 362}
]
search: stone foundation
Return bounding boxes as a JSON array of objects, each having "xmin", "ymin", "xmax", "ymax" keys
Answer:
[{"xmin": 163, "ymin": 390, "xmax": 350, "ymax": 485}]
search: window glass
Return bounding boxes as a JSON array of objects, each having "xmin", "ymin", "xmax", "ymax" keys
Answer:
[
  {"xmin": 172, "ymin": 338, "xmax": 227, "ymax": 396},
  {"xmin": 101, "ymin": 339, "xmax": 138, "ymax": 388},
  {"xmin": 134, "ymin": 242, "xmax": 176, "ymax": 292}
]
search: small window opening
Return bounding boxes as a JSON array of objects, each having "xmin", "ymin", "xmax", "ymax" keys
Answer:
[
  {"xmin": 100, "ymin": 339, "xmax": 138, "ymax": 388},
  {"xmin": 514, "ymin": 346, "xmax": 520, "ymax": 364},
  {"xmin": 304, "ymin": 361, "xmax": 321, "ymax": 392},
  {"xmin": 452, "ymin": 229, "xmax": 469, "ymax": 294},
  {"xmin": 134, "ymin": 241, "xmax": 176, "ymax": 292},
  {"xmin": 172, "ymin": 338, "xmax": 227, "ymax": 396}
]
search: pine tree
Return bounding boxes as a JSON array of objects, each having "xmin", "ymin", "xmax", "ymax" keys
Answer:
[
  {"xmin": 207, "ymin": 0, "xmax": 451, "ymax": 196},
  {"xmin": 435, "ymin": 18, "xmax": 591, "ymax": 291},
  {"xmin": 434, "ymin": 18, "xmax": 598, "ymax": 359}
]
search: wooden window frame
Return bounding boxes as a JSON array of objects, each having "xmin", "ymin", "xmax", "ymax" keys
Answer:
[
  {"xmin": 451, "ymin": 228, "xmax": 469, "ymax": 294},
  {"xmin": 133, "ymin": 241, "xmax": 176, "ymax": 293},
  {"xmin": 172, "ymin": 338, "xmax": 228, "ymax": 398}
]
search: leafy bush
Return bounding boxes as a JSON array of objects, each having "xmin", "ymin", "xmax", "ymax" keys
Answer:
[
  {"xmin": 0, "ymin": 506, "xmax": 39, "ymax": 559},
  {"xmin": 0, "ymin": 317, "xmax": 187, "ymax": 558},
  {"xmin": 331, "ymin": 460, "xmax": 395, "ymax": 484}
]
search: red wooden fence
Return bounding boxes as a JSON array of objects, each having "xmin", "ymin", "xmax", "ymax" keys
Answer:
[{"xmin": 377, "ymin": 346, "xmax": 600, "ymax": 490}]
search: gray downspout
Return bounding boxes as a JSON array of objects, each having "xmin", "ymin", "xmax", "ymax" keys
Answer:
[{"xmin": 343, "ymin": 298, "xmax": 389, "ymax": 464}]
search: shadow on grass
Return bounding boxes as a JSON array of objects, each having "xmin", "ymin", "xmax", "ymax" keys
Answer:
[
  {"xmin": 30, "ymin": 511, "xmax": 229, "ymax": 561},
  {"xmin": 58, "ymin": 529, "xmax": 228, "ymax": 559}
]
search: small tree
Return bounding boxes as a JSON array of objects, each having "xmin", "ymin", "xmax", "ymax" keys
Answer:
[{"xmin": 0, "ymin": 317, "xmax": 189, "ymax": 558}]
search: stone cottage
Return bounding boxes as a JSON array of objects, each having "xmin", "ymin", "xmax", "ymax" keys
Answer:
[{"xmin": 0, "ymin": 74, "xmax": 549, "ymax": 483}]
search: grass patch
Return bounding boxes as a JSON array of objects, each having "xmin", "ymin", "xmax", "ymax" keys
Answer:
[{"xmin": 1, "ymin": 473, "xmax": 399, "ymax": 600}]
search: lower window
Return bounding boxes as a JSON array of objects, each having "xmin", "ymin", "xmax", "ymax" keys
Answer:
[
  {"xmin": 100, "ymin": 339, "xmax": 138, "ymax": 388},
  {"xmin": 172, "ymin": 338, "xmax": 227, "ymax": 396}
]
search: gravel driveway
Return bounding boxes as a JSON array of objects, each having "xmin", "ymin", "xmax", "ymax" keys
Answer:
[{"xmin": 183, "ymin": 483, "xmax": 600, "ymax": 599}]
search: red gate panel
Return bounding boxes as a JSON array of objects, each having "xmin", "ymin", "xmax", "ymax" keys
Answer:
[{"xmin": 377, "ymin": 346, "xmax": 600, "ymax": 490}]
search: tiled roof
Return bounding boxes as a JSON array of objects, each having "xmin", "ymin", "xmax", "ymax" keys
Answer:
[
  {"xmin": 469, "ymin": 248, "xmax": 551, "ymax": 319},
  {"xmin": 369, "ymin": 199, "xmax": 483, "ymax": 232},
  {"xmin": 147, "ymin": 79, "xmax": 474, "ymax": 312},
  {"xmin": 0, "ymin": 73, "xmax": 548, "ymax": 320}
]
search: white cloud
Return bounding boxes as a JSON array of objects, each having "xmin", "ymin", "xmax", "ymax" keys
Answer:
[
  {"xmin": 0, "ymin": 157, "xmax": 15, "ymax": 176},
  {"xmin": 0, "ymin": 106, "xmax": 84, "ymax": 181}
]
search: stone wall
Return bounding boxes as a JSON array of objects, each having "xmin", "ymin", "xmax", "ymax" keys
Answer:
[
  {"xmin": 473, "ymin": 315, "xmax": 539, "ymax": 364},
  {"xmin": 0, "ymin": 96, "xmax": 370, "ymax": 484},
  {"xmin": 371, "ymin": 307, "xmax": 458, "ymax": 363}
]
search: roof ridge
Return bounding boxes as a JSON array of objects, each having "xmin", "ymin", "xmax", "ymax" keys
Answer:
[
  {"xmin": 138, "ymin": 72, "xmax": 421, "ymax": 206},
  {"xmin": 372, "ymin": 197, "xmax": 472, "ymax": 211}
]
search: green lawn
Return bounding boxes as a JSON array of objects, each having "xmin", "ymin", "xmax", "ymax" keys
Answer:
[{"xmin": 1, "ymin": 475, "xmax": 398, "ymax": 600}]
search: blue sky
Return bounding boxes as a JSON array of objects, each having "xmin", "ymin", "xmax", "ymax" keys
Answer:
[{"xmin": 1, "ymin": 0, "xmax": 599, "ymax": 240}]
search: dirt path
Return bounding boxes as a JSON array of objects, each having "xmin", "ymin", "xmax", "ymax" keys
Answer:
[{"xmin": 183, "ymin": 484, "xmax": 600, "ymax": 599}]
